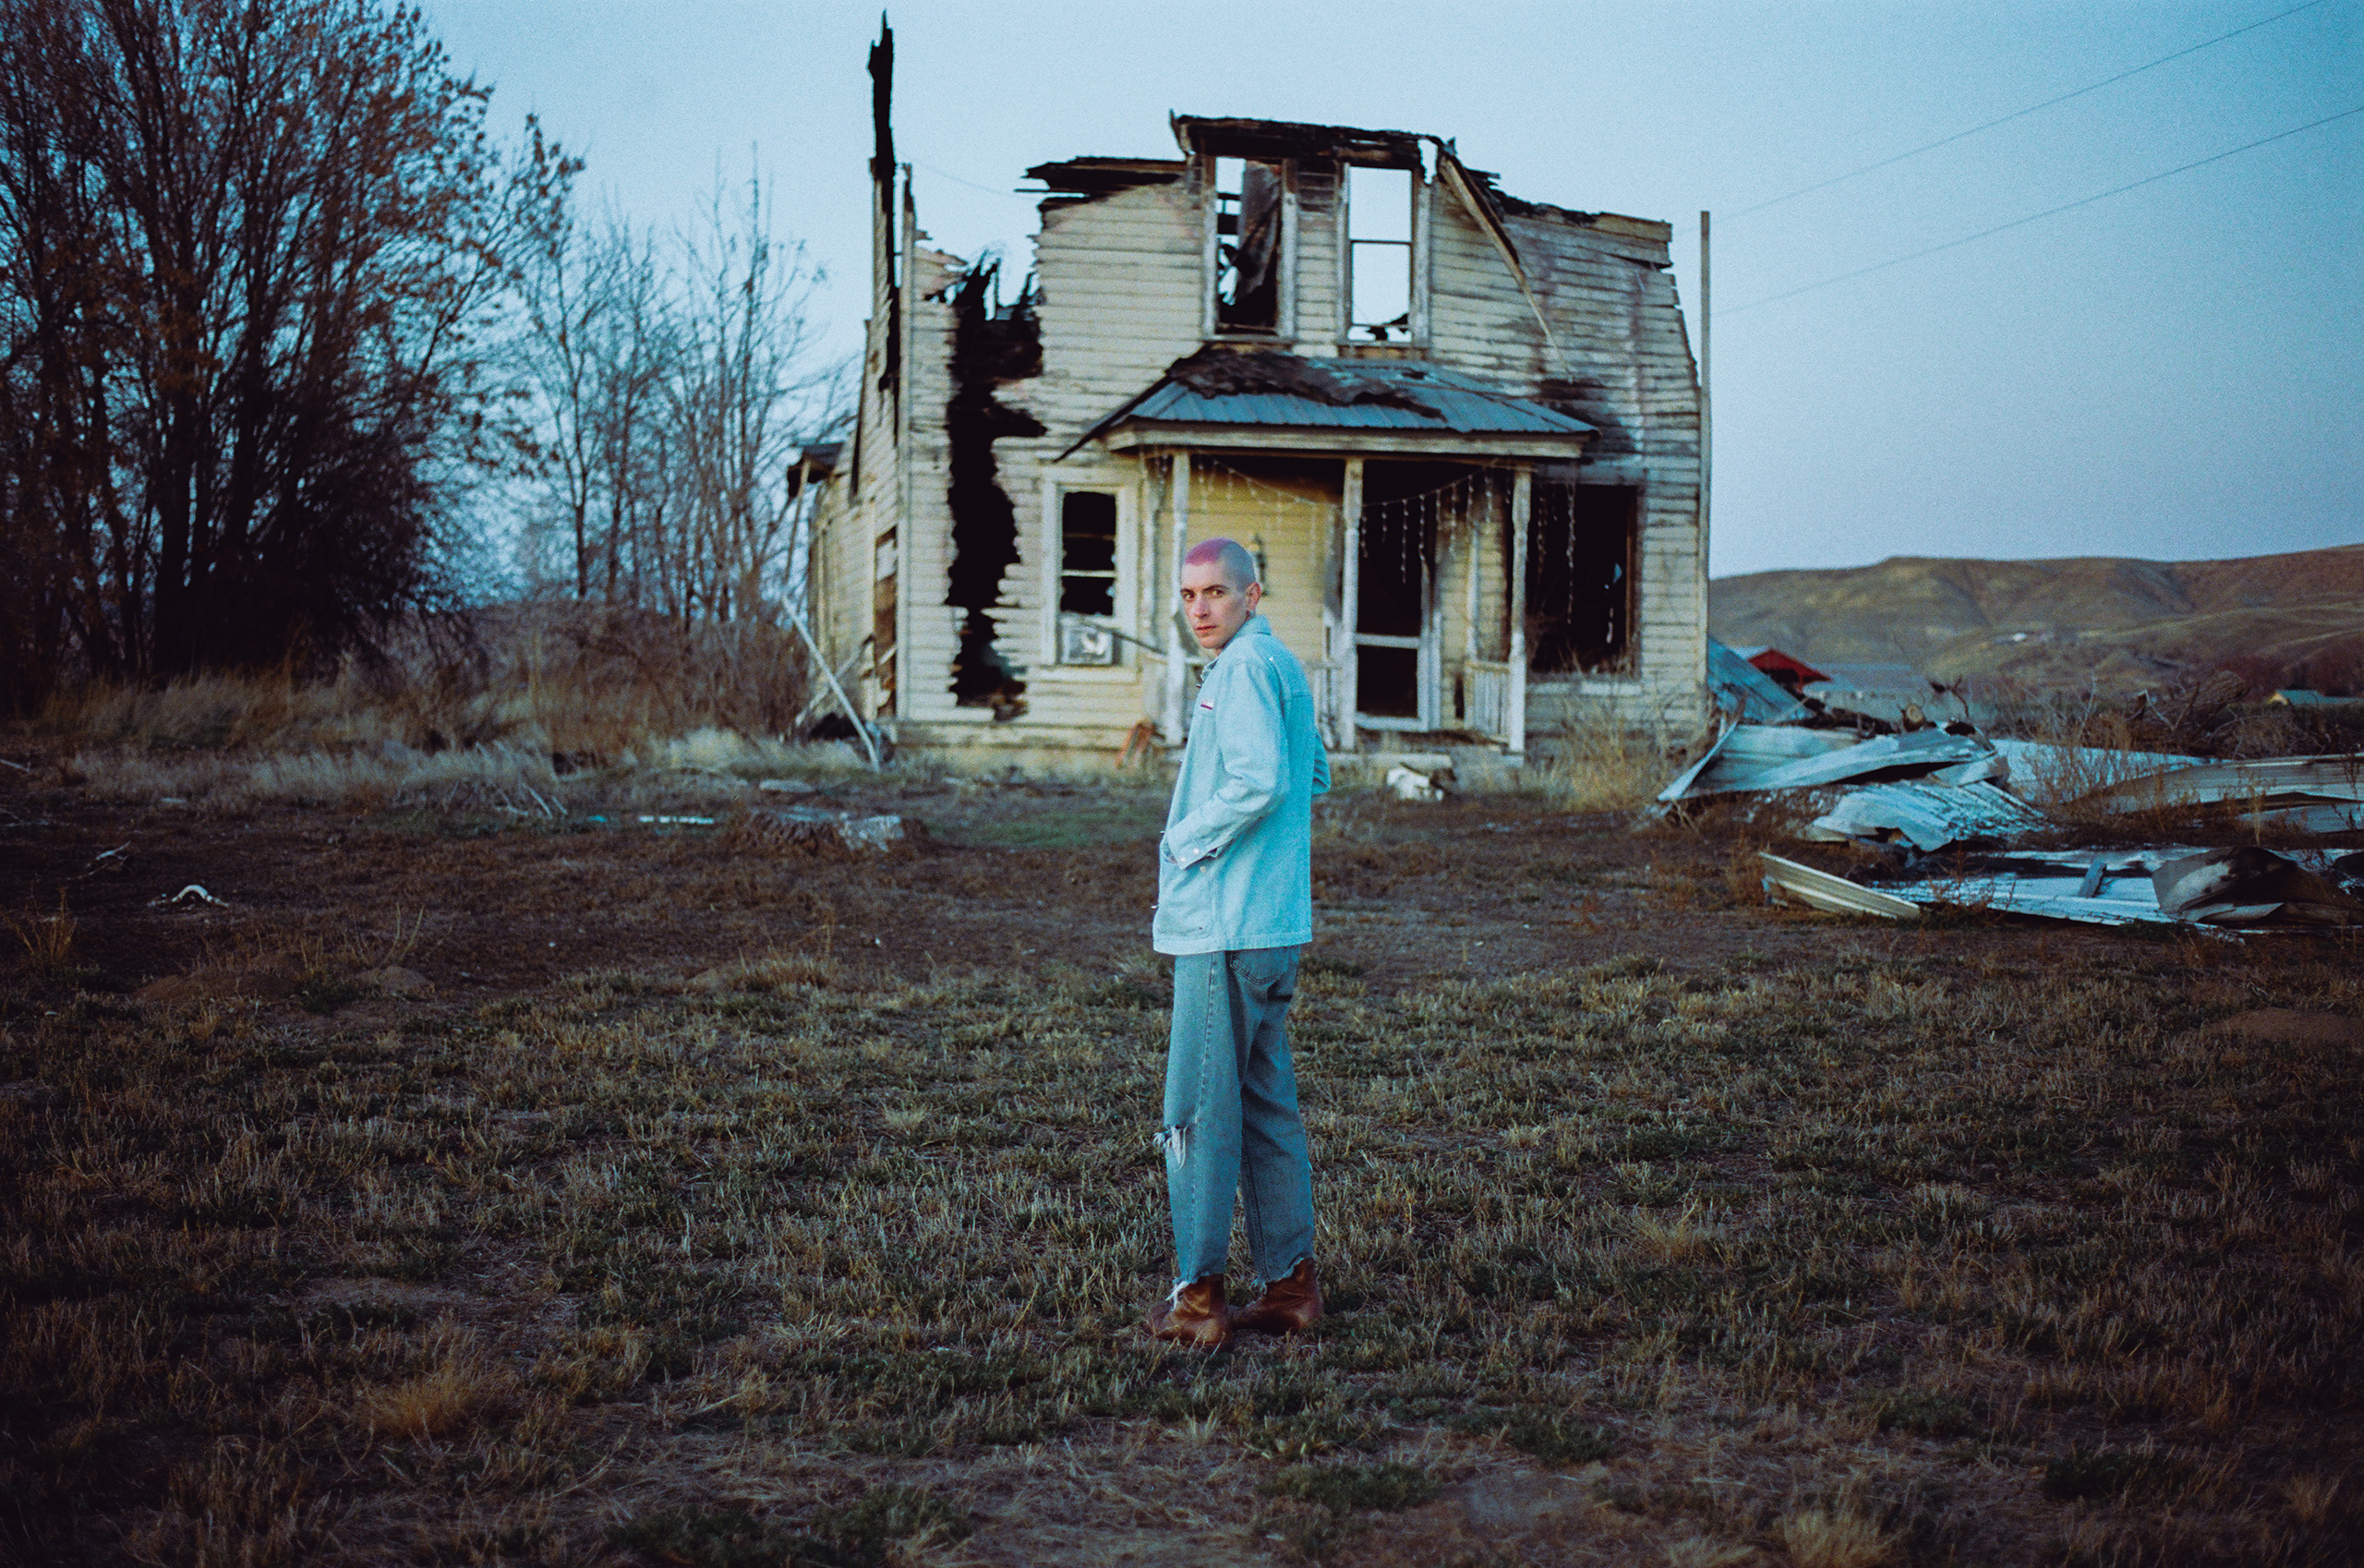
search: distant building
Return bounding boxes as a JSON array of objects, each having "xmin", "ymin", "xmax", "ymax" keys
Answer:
[
  {"xmin": 1737, "ymin": 646, "xmax": 1831, "ymax": 694},
  {"xmin": 808, "ymin": 25, "xmax": 1707, "ymax": 758}
]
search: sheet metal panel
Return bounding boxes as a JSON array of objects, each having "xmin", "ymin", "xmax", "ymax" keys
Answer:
[{"xmin": 1120, "ymin": 362, "xmax": 1595, "ymax": 436}]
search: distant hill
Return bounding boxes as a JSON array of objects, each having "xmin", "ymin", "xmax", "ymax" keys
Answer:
[{"xmin": 1709, "ymin": 544, "xmax": 2364, "ymax": 695}]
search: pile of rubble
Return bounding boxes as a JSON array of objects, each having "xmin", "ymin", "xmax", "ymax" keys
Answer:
[{"xmin": 1658, "ymin": 716, "xmax": 2364, "ymax": 930}]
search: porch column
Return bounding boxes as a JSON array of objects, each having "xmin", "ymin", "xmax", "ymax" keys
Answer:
[
  {"xmin": 1508, "ymin": 464, "xmax": 1530, "ymax": 757},
  {"xmin": 1162, "ymin": 452, "xmax": 1192, "ymax": 744},
  {"xmin": 1338, "ymin": 456, "xmax": 1362, "ymax": 745}
]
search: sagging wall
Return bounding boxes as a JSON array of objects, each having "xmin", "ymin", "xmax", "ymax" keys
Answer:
[{"xmin": 1426, "ymin": 187, "xmax": 1705, "ymax": 732}]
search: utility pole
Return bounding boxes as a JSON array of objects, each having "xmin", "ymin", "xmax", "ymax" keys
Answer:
[{"xmin": 1698, "ymin": 211, "xmax": 1712, "ymax": 650}]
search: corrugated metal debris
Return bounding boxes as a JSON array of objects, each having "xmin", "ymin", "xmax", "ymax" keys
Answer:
[
  {"xmin": 1758, "ymin": 854, "xmax": 1924, "ymax": 921},
  {"xmin": 1659, "ymin": 723, "xmax": 2002, "ymax": 802},
  {"xmin": 1705, "ymin": 640, "xmax": 1811, "ymax": 726},
  {"xmin": 1765, "ymin": 846, "xmax": 2364, "ymax": 930},
  {"xmin": 1803, "ymin": 781, "xmax": 2051, "ymax": 851},
  {"xmin": 2070, "ymin": 754, "xmax": 2364, "ymax": 830},
  {"xmin": 1675, "ymin": 694, "xmax": 2361, "ymax": 932},
  {"xmin": 2153, "ymin": 845, "xmax": 2364, "ymax": 925}
]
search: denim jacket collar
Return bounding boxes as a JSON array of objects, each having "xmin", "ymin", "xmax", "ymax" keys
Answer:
[{"xmin": 1208, "ymin": 614, "xmax": 1273, "ymax": 669}]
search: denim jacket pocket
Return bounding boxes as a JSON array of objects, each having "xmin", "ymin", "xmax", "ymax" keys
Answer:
[{"xmin": 1155, "ymin": 853, "xmax": 1217, "ymax": 939}]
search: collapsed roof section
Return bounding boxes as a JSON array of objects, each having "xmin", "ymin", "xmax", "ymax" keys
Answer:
[
  {"xmin": 1023, "ymin": 115, "xmax": 1669, "ymax": 238},
  {"xmin": 1170, "ymin": 115, "xmax": 1424, "ymax": 166},
  {"xmin": 1024, "ymin": 157, "xmax": 1185, "ymax": 211},
  {"xmin": 1075, "ymin": 349, "xmax": 1595, "ymax": 455}
]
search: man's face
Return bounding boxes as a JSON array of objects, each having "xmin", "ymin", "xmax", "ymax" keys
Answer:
[{"xmin": 1180, "ymin": 559, "xmax": 1261, "ymax": 651}]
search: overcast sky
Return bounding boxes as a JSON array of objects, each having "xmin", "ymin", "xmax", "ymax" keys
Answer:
[{"xmin": 426, "ymin": 1, "xmax": 2360, "ymax": 579}]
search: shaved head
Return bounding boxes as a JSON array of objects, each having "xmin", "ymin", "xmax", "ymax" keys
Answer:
[{"xmin": 1184, "ymin": 537, "xmax": 1259, "ymax": 591}]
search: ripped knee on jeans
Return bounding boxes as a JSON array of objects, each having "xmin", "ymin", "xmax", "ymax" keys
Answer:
[{"xmin": 1157, "ymin": 1123, "xmax": 1190, "ymax": 1174}]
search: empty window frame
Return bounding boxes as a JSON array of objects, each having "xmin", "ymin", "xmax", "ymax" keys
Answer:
[
  {"xmin": 871, "ymin": 528, "xmax": 899, "ymax": 708},
  {"xmin": 1345, "ymin": 164, "xmax": 1414, "ymax": 343},
  {"xmin": 1212, "ymin": 156, "xmax": 1284, "ymax": 333},
  {"xmin": 1054, "ymin": 488, "xmax": 1123, "ymax": 665},
  {"xmin": 1525, "ymin": 484, "xmax": 1635, "ymax": 674}
]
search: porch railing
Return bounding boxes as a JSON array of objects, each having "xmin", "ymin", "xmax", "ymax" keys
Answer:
[
  {"xmin": 1306, "ymin": 662, "xmax": 1338, "ymax": 748},
  {"xmin": 1463, "ymin": 661, "xmax": 1512, "ymax": 742}
]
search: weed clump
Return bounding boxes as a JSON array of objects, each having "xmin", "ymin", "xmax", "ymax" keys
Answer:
[
  {"xmin": 609, "ymin": 1488, "xmax": 966, "ymax": 1568},
  {"xmin": 2041, "ymin": 1443, "xmax": 2191, "ymax": 1503},
  {"xmin": 1260, "ymin": 1462, "xmax": 1439, "ymax": 1514},
  {"xmin": 812, "ymin": 1485, "xmax": 971, "ymax": 1547},
  {"xmin": 1451, "ymin": 1406, "xmax": 1618, "ymax": 1463},
  {"xmin": 1863, "ymin": 1390, "xmax": 1981, "ymax": 1438}
]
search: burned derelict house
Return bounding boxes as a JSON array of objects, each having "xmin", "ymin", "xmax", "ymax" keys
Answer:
[{"xmin": 810, "ymin": 30, "xmax": 1707, "ymax": 759}]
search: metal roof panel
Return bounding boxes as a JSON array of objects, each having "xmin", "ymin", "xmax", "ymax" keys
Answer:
[{"xmin": 1113, "ymin": 358, "xmax": 1592, "ymax": 437}]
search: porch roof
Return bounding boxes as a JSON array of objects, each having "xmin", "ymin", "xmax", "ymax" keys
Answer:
[{"xmin": 1079, "ymin": 349, "xmax": 1594, "ymax": 457}]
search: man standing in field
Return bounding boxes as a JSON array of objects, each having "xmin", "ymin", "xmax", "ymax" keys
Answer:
[{"xmin": 1146, "ymin": 537, "xmax": 1330, "ymax": 1348}]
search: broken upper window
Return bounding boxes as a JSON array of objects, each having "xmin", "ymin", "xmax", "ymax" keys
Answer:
[
  {"xmin": 1526, "ymin": 483, "xmax": 1635, "ymax": 674},
  {"xmin": 1213, "ymin": 156, "xmax": 1283, "ymax": 334},
  {"xmin": 1346, "ymin": 165, "xmax": 1413, "ymax": 343}
]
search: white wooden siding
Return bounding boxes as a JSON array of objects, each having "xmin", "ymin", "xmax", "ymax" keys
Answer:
[{"xmin": 825, "ymin": 143, "xmax": 1709, "ymax": 747}]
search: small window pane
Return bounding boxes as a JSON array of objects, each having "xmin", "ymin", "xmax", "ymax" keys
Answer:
[
  {"xmin": 1347, "ymin": 165, "xmax": 1411, "ymax": 243},
  {"xmin": 1347, "ymin": 165, "xmax": 1413, "ymax": 340},
  {"xmin": 1351, "ymin": 242, "xmax": 1410, "ymax": 338}
]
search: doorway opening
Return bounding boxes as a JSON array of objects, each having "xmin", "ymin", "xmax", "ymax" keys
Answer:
[{"xmin": 1356, "ymin": 461, "xmax": 1457, "ymax": 728}]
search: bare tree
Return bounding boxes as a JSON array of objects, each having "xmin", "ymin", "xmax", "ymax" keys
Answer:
[
  {"xmin": 666, "ymin": 173, "xmax": 832, "ymax": 625},
  {"xmin": 512, "ymin": 166, "xmax": 840, "ymax": 630},
  {"xmin": 0, "ymin": 0, "xmax": 561, "ymax": 704}
]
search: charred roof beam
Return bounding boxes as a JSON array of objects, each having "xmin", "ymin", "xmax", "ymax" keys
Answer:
[{"xmin": 1170, "ymin": 115, "xmax": 1423, "ymax": 167}]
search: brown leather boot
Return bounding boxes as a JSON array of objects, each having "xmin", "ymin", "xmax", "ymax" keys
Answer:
[
  {"xmin": 1147, "ymin": 1275, "xmax": 1229, "ymax": 1347},
  {"xmin": 1231, "ymin": 1259, "xmax": 1322, "ymax": 1335}
]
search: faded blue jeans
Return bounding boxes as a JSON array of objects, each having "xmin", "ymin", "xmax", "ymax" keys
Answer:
[{"xmin": 1161, "ymin": 946, "xmax": 1314, "ymax": 1289}]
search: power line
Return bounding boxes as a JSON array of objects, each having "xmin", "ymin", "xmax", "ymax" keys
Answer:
[
  {"xmin": 1724, "ymin": 103, "xmax": 2364, "ymax": 315},
  {"xmin": 1729, "ymin": 0, "xmax": 2339, "ymax": 219},
  {"xmin": 914, "ymin": 161, "xmax": 1034, "ymax": 199}
]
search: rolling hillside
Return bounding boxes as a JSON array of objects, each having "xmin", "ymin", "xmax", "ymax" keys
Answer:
[{"xmin": 1710, "ymin": 544, "xmax": 2364, "ymax": 694}]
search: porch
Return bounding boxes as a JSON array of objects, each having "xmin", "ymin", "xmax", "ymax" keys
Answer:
[{"xmin": 1078, "ymin": 350, "xmax": 1610, "ymax": 755}]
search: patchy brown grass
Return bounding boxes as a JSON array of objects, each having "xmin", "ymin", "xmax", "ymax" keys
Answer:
[{"xmin": 1, "ymin": 759, "xmax": 2360, "ymax": 1565}]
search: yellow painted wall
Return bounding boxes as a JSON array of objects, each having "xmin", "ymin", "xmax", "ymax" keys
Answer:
[{"xmin": 1183, "ymin": 458, "xmax": 1340, "ymax": 672}]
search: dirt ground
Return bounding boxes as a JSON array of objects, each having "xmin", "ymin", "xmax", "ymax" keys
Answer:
[
  {"xmin": 4, "ymin": 756, "xmax": 2361, "ymax": 1567},
  {"xmin": 1, "ymin": 769, "xmax": 2190, "ymax": 1004}
]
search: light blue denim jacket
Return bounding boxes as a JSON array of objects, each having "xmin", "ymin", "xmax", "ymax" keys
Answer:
[{"xmin": 1152, "ymin": 615, "xmax": 1331, "ymax": 956}]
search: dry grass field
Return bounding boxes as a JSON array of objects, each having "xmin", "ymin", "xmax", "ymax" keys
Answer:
[{"xmin": 3, "ymin": 743, "xmax": 2361, "ymax": 1567}]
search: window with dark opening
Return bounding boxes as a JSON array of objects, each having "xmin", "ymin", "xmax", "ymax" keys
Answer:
[
  {"xmin": 871, "ymin": 528, "xmax": 899, "ymax": 710},
  {"xmin": 1526, "ymin": 483, "xmax": 1634, "ymax": 674},
  {"xmin": 1346, "ymin": 164, "xmax": 1413, "ymax": 343},
  {"xmin": 1058, "ymin": 491, "xmax": 1117, "ymax": 616},
  {"xmin": 1213, "ymin": 156, "xmax": 1282, "ymax": 333},
  {"xmin": 1056, "ymin": 490, "xmax": 1119, "ymax": 665}
]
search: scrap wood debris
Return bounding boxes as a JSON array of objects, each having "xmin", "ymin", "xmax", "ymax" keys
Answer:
[
  {"xmin": 1386, "ymin": 765, "xmax": 1444, "ymax": 802},
  {"xmin": 733, "ymin": 807, "xmax": 913, "ymax": 855}
]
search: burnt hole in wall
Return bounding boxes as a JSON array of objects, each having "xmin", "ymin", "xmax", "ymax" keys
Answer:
[{"xmin": 945, "ymin": 261, "xmax": 1045, "ymax": 718}]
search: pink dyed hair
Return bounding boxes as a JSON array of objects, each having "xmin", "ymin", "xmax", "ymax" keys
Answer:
[{"xmin": 1183, "ymin": 537, "xmax": 1259, "ymax": 590}]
